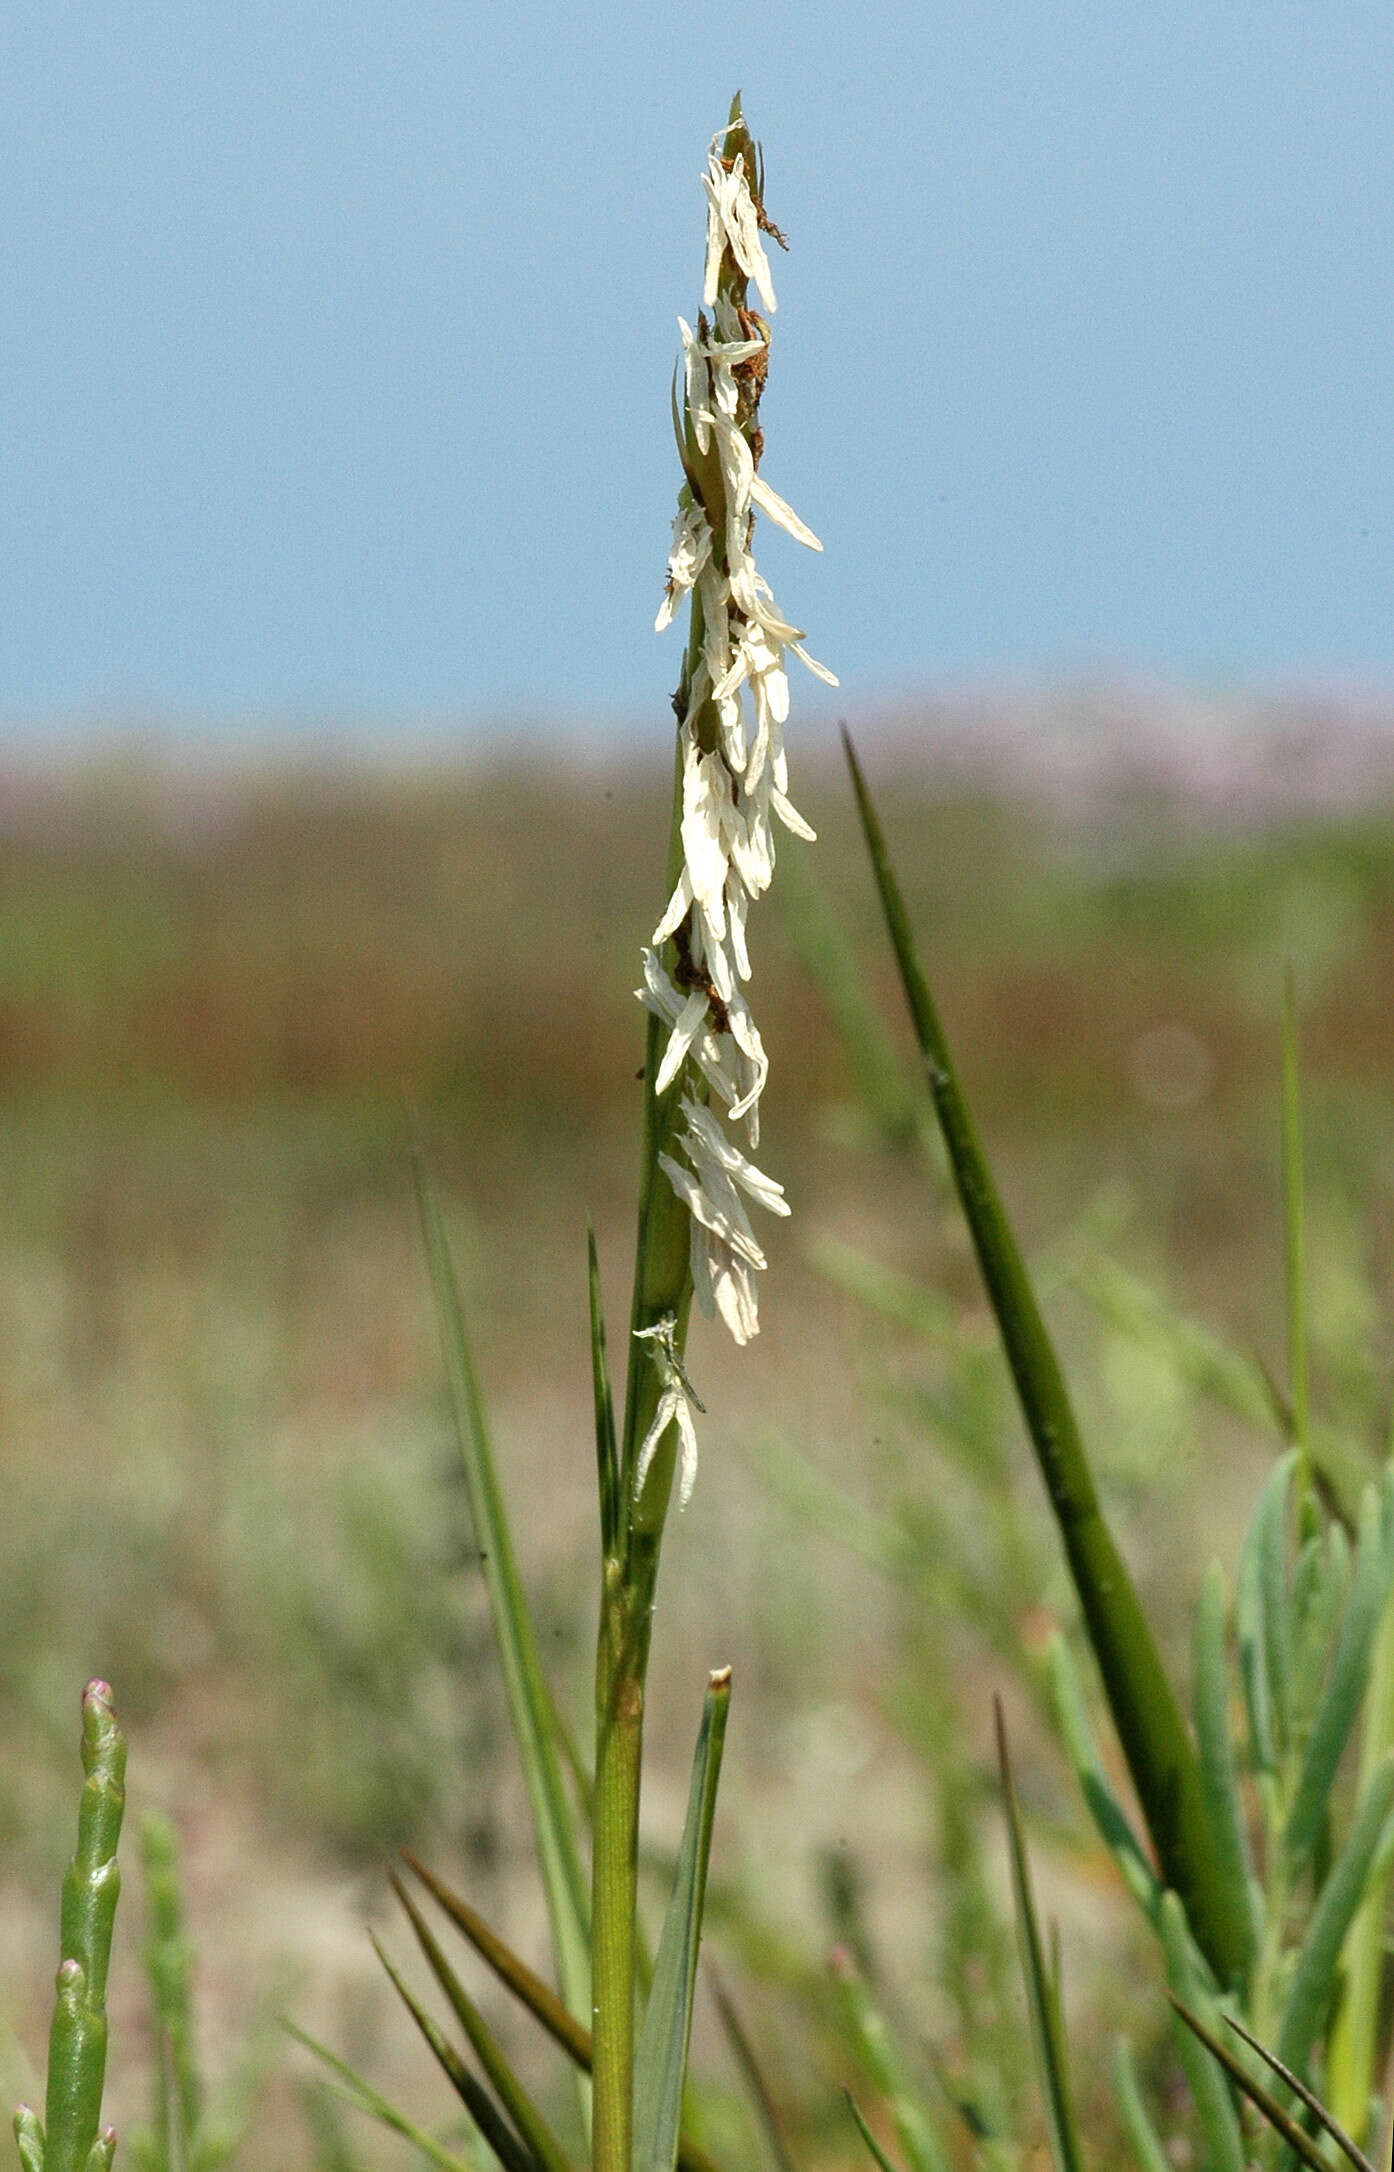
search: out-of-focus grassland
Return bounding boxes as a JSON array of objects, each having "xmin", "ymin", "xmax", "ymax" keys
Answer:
[{"xmin": 4, "ymin": 731, "xmax": 1394, "ymax": 2159}]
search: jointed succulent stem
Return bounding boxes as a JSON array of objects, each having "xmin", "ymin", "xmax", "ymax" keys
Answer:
[{"xmin": 15, "ymin": 1681, "xmax": 127, "ymax": 2172}]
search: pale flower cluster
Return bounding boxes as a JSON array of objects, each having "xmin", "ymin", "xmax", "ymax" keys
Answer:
[
  {"xmin": 639, "ymin": 136, "xmax": 836, "ymax": 1378},
  {"xmin": 633, "ymin": 1313, "xmax": 705, "ymax": 1508}
]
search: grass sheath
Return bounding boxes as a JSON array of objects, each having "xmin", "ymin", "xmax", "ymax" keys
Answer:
[{"xmin": 843, "ymin": 727, "xmax": 1251, "ymax": 1990}]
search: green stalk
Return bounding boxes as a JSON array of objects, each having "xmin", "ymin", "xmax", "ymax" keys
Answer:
[
  {"xmin": 592, "ymin": 626, "xmax": 699, "ymax": 2172},
  {"xmin": 843, "ymin": 730, "xmax": 1251, "ymax": 1990},
  {"xmin": 15, "ymin": 1682, "xmax": 128, "ymax": 2172},
  {"xmin": 591, "ymin": 96, "xmax": 762, "ymax": 2172},
  {"xmin": 591, "ymin": 1565, "xmax": 649, "ymax": 2172}
]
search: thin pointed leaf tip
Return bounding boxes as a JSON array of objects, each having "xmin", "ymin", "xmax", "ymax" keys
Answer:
[{"xmin": 639, "ymin": 107, "xmax": 835, "ymax": 1411}]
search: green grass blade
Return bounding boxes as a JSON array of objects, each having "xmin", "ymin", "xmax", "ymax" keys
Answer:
[
  {"xmin": 1236, "ymin": 1452, "xmax": 1298, "ymax": 1775},
  {"xmin": 1110, "ymin": 2040, "xmax": 1170, "ymax": 2172},
  {"xmin": 1166, "ymin": 2001, "xmax": 1335, "ymax": 2172},
  {"xmin": 1278, "ymin": 1751, "xmax": 1394, "ymax": 2081},
  {"xmin": 1045, "ymin": 1635, "xmax": 1162, "ymax": 1929},
  {"xmin": 1290, "ymin": 1524, "xmax": 1349, "ymax": 1745},
  {"xmin": 412, "ymin": 1153, "xmax": 591, "ymax": 2030},
  {"xmin": 1327, "ymin": 1571, "xmax": 1394, "ymax": 2141},
  {"xmin": 633, "ymin": 1669, "xmax": 732, "ymax": 2172},
  {"xmin": 390, "ymin": 1874, "xmax": 573, "ymax": 2172},
  {"xmin": 588, "ymin": 1224, "xmax": 621, "ymax": 1564},
  {"xmin": 282, "ymin": 2021, "xmax": 478, "ymax": 2172},
  {"xmin": 369, "ymin": 1933, "xmax": 545, "ymax": 2172},
  {"xmin": 1156, "ymin": 1894, "xmax": 1244, "ymax": 2172},
  {"xmin": 1218, "ymin": 2013, "xmax": 1377, "ymax": 2172},
  {"xmin": 844, "ymin": 728, "xmax": 1247, "ymax": 1990},
  {"xmin": 843, "ymin": 2091, "xmax": 911, "ymax": 2172},
  {"xmin": 1283, "ymin": 964, "xmax": 1311, "ymax": 1469},
  {"xmin": 828, "ymin": 1958, "xmax": 951, "ymax": 2172},
  {"xmin": 1260, "ymin": 1447, "xmax": 1295, "ymax": 1756},
  {"xmin": 1285, "ymin": 1479, "xmax": 1394, "ymax": 1876},
  {"xmin": 995, "ymin": 1702, "xmax": 1085, "ymax": 2172},
  {"xmin": 398, "ymin": 1856, "xmax": 727, "ymax": 2172},
  {"xmin": 1192, "ymin": 1565, "xmax": 1262, "ymax": 1960},
  {"xmin": 399, "ymin": 1853, "xmax": 592, "ymax": 2069}
]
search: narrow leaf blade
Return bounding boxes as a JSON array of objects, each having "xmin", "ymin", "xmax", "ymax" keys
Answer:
[
  {"xmin": 633, "ymin": 1670, "xmax": 732, "ymax": 2172},
  {"xmin": 1156, "ymin": 1895, "xmax": 1244, "ymax": 2172},
  {"xmin": 412, "ymin": 1153, "xmax": 591, "ymax": 2030},
  {"xmin": 828, "ymin": 1956, "xmax": 950, "ymax": 2172},
  {"xmin": 844, "ymin": 2091, "xmax": 910, "ymax": 2172},
  {"xmin": 1326, "ymin": 1567, "xmax": 1394, "ymax": 2142},
  {"xmin": 282, "ymin": 2020, "xmax": 477, "ymax": 2172},
  {"xmin": 369, "ymin": 1933, "xmax": 543, "ymax": 2172},
  {"xmin": 1046, "ymin": 1634, "xmax": 1162, "ymax": 1930},
  {"xmin": 1235, "ymin": 1456, "xmax": 1292, "ymax": 1777},
  {"xmin": 1277, "ymin": 1752, "xmax": 1394, "ymax": 2081},
  {"xmin": 398, "ymin": 1856, "xmax": 727, "ymax": 2172},
  {"xmin": 1166, "ymin": 2001, "xmax": 1331, "ymax": 2172},
  {"xmin": 1110, "ymin": 2039, "xmax": 1170, "ymax": 2172},
  {"xmin": 400, "ymin": 1852, "xmax": 591, "ymax": 2070},
  {"xmin": 1285, "ymin": 1480, "xmax": 1394, "ymax": 1875},
  {"xmin": 843, "ymin": 728, "xmax": 1245, "ymax": 1990},
  {"xmin": 589, "ymin": 1224, "xmax": 621, "ymax": 1563},
  {"xmin": 995, "ymin": 1702, "xmax": 1085, "ymax": 2172},
  {"xmin": 1191, "ymin": 1564, "xmax": 1261, "ymax": 1966},
  {"xmin": 390, "ymin": 1874, "xmax": 573, "ymax": 2172},
  {"xmin": 1218, "ymin": 2012, "xmax": 1377, "ymax": 2172}
]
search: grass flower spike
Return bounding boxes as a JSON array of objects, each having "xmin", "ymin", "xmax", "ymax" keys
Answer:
[
  {"xmin": 634, "ymin": 1312, "xmax": 707, "ymax": 1505},
  {"xmin": 642, "ymin": 98, "xmax": 835, "ymax": 1364}
]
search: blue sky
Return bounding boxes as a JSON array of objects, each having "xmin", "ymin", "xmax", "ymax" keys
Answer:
[{"xmin": 4, "ymin": 2, "xmax": 1392, "ymax": 735}]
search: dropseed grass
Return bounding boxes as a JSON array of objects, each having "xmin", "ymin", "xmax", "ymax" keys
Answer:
[{"xmin": 12, "ymin": 98, "xmax": 1394, "ymax": 2172}]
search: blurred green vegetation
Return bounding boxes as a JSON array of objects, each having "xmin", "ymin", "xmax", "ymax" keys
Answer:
[{"xmin": 7, "ymin": 742, "xmax": 1394, "ymax": 2166}]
